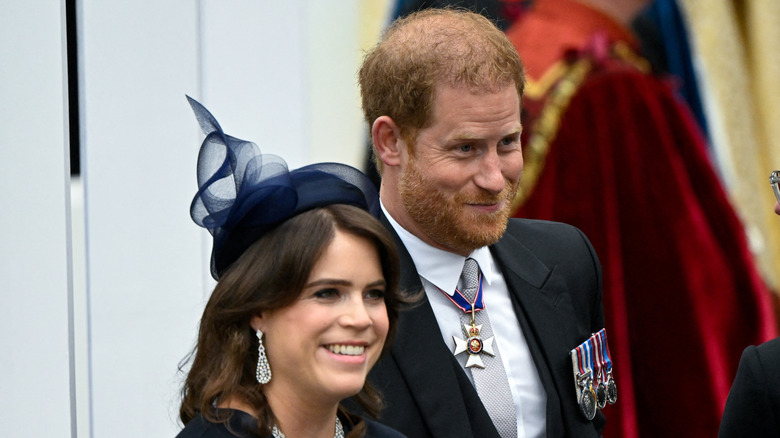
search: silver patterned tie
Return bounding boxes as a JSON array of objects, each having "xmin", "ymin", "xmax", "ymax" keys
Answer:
[{"xmin": 458, "ymin": 258, "xmax": 517, "ymax": 438}]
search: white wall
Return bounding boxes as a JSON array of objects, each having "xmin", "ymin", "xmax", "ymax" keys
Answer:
[
  {"xmin": 197, "ymin": 1, "xmax": 369, "ymax": 169},
  {"xmin": 0, "ymin": 1, "xmax": 386, "ymax": 437},
  {"xmin": 80, "ymin": 1, "xmax": 205, "ymax": 436},
  {"xmin": 0, "ymin": 1, "xmax": 75, "ymax": 437}
]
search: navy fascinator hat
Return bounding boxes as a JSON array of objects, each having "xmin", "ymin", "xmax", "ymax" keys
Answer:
[{"xmin": 187, "ymin": 96, "xmax": 380, "ymax": 280}]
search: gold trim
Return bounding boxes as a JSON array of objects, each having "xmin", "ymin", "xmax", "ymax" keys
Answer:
[
  {"xmin": 524, "ymin": 61, "xmax": 572, "ymax": 100},
  {"xmin": 613, "ymin": 41, "xmax": 651, "ymax": 74},
  {"xmin": 513, "ymin": 58, "xmax": 593, "ymax": 211}
]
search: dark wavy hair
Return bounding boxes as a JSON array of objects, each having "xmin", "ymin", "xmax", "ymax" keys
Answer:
[{"xmin": 179, "ymin": 204, "xmax": 403, "ymax": 437}]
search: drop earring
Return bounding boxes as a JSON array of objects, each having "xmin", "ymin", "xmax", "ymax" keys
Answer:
[{"xmin": 255, "ymin": 329, "xmax": 272, "ymax": 384}]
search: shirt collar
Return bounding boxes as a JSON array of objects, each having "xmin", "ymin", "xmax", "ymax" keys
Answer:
[{"xmin": 381, "ymin": 201, "xmax": 496, "ymax": 296}]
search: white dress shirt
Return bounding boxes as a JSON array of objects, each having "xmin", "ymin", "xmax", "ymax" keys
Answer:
[{"xmin": 382, "ymin": 203, "xmax": 547, "ymax": 438}]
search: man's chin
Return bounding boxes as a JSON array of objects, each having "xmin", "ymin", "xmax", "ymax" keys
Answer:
[{"xmin": 461, "ymin": 222, "xmax": 508, "ymax": 249}]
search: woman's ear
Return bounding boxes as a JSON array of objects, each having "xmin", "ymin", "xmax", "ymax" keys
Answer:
[
  {"xmin": 250, "ymin": 315, "xmax": 263, "ymax": 332},
  {"xmin": 372, "ymin": 116, "xmax": 403, "ymax": 167}
]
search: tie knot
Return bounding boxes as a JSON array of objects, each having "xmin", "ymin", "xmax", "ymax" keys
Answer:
[{"xmin": 460, "ymin": 258, "xmax": 480, "ymax": 300}]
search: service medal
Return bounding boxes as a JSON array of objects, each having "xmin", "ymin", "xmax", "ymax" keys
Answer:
[
  {"xmin": 579, "ymin": 387, "xmax": 597, "ymax": 420},
  {"xmin": 577, "ymin": 373, "xmax": 597, "ymax": 421},
  {"xmin": 596, "ymin": 329, "xmax": 617, "ymax": 405},
  {"xmin": 590, "ymin": 331, "xmax": 607, "ymax": 409},
  {"xmin": 596, "ymin": 382, "xmax": 607, "ymax": 409},
  {"xmin": 606, "ymin": 373, "xmax": 618, "ymax": 404}
]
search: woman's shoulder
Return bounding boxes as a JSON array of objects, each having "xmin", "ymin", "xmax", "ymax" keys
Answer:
[
  {"xmin": 176, "ymin": 409, "xmax": 259, "ymax": 438},
  {"xmin": 363, "ymin": 418, "xmax": 407, "ymax": 438}
]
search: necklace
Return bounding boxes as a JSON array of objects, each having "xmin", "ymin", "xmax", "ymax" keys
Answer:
[{"xmin": 271, "ymin": 417, "xmax": 344, "ymax": 438}]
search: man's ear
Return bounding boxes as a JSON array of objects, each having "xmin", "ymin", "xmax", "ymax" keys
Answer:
[{"xmin": 371, "ymin": 116, "xmax": 403, "ymax": 167}]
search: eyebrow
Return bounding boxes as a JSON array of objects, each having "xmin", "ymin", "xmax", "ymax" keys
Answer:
[
  {"xmin": 449, "ymin": 125, "xmax": 523, "ymax": 142},
  {"xmin": 304, "ymin": 278, "xmax": 387, "ymax": 288}
]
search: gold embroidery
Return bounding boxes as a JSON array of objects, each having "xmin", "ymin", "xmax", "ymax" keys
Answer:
[
  {"xmin": 525, "ymin": 62, "xmax": 572, "ymax": 100},
  {"xmin": 513, "ymin": 58, "xmax": 593, "ymax": 210},
  {"xmin": 613, "ymin": 41, "xmax": 650, "ymax": 74}
]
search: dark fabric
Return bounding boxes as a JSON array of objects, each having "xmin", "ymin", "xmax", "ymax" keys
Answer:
[
  {"xmin": 176, "ymin": 409, "xmax": 406, "ymax": 438},
  {"xmin": 366, "ymin": 215, "xmax": 604, "ymax": 437},
  {"xmin": 393, "ymin": 0, "xmax": 510, "ymax": 30},
  {"xmin": 719, "ymin": 337, "xmax": 780, "ymax": 438},
  {"xmin": 632, "ymin": 0, "xmax": 709, "ymax": 139},
  {"xmin": 505, "ymin": 0, "xmax": 778, "ymax": 436},
  {"xmin": 176, "ymin": 410, "xmax": 259, "ymax": 438},
  {"xmin": 187, "ymin": 96, "xmax": 380, "ymax": 279}
]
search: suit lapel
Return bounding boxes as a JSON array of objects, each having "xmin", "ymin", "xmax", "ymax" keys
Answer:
[{"xmin": 491, "ymin": 230, "xmax": 584, "ymax": 436}]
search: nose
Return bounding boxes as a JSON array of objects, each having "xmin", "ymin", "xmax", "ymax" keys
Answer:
[
  {"xmin": 473, "ymin": 151, "xmax": 506, "ymax": 194},
  {"xmin": 339, "ymin": 296, "xmax": 373, "ymax": 329}
]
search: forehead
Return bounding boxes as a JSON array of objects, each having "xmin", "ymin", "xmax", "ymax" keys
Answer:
[
  {"xmin": 309, "ymin": 229, "xmax": 380, "ymax": 273},
  {"xmin": 426, "ymin": 82, "xmax": 521, "ymax": 132}
]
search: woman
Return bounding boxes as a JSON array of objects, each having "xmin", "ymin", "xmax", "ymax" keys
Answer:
[{"xmin": 177, "ymin": 97, "xmax": 407, "ymax": 438}]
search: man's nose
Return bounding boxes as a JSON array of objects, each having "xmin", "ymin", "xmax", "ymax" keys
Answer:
[{"xmin": 474, "ymin": 151, "xmax": 506, "ymax": 194}]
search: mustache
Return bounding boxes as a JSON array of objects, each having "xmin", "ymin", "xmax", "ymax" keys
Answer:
[{"xmin": 455, "ymin": 181, "xmax": 518, "ymax": 205}]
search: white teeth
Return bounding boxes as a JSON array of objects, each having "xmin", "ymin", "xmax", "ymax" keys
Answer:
[{"xmin": 327, "ymin": 344, "xmax": 365, "ymax": 356}]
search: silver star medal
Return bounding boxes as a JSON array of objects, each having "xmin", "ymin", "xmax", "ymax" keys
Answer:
[{"xmin": 453, "ymin": 311, "xmax": 496, "ymax": 368}]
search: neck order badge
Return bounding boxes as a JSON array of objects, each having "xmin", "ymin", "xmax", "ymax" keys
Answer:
[
  {"xmin": 443, "ymin": 257, "xmax": 517, "ymax": 438},
  {"xmin": 442, "ymin": 268, "xmax": 496, "ymax": 368}
]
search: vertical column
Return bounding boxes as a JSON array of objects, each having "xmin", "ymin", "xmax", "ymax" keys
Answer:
[
  {"xmin": 0, "ymin": 1, "xmax": 75, "ymax": 437},
  {"xmin": 80, "ymin": 1, "xmax": 204, "ymax": 436},
  {"xmin": 199, "ymin": 0, "xmax": 309, "ymax": 167}
]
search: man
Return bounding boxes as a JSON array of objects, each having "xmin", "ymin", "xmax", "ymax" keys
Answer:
[
  {"xmin": 718, "ymin": 188, "xmax": 780, "ymax": 437},
  {"xmin": 718, "ymin": 333, "xmax": 780, "ymax": 437},
  {"xmin": 357, "ymin": 9, "xmax": 606, "ymax": 437}
]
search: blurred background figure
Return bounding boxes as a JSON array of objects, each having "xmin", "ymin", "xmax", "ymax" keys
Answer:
[
  {"xmin": 504, "ymin": 0, "xmax": 777, "ymax": 437},
  {"xmin": 375, "ymin": 1, "xmax": 780, "ymax": 437}
]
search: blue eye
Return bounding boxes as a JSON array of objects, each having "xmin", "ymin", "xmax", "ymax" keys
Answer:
[
  {"xmin": 499, "ymin": 136, "xmax": 518, "ymax": 146},
  {"xmin": 459, "ymin": 144, "xmax": 473, "ymax": 152}
]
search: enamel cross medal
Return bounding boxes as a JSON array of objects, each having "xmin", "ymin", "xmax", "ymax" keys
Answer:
[
  {"xmin": 454, "ymin": 307, "xmax": 496, "ymax": 368},
  {"xmin": 449, "ymin": 273, "xmax": 495, "ymax": 368}
]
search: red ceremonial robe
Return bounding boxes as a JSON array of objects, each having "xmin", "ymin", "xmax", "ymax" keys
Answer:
[{"xmin": 504, "ymin": 1, "xmax": 778, "ymax": 437}]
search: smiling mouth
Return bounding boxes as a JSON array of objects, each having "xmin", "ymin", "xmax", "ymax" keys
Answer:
[
  {"xmin": 468, "ymin": 200, "xmax": 505, "ymax": 211},
  {"xmin": 327, "ymin": 344, "xmax": 366, "ymax": 356}
]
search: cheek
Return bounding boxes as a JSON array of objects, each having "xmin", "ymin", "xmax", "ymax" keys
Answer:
[
  {"xmin": 266, "ymin": 310, "xmax": 329, "ymax": 348},
  {"xmin": 371, "ymin": 306, "xmax": 390, "ymax": 341},
  {"xmin": 504, "ymin": 152, "xmax": 524, "ymax": 180}
]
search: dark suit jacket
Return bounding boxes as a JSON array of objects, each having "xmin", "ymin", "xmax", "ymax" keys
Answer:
[
  {"xmin": 718, "ymin": 337, "xmax": 780, "ymax": 437},
  {"xmin": 369, "ymin": 216, "xmax": 606, "ymax": 437}
]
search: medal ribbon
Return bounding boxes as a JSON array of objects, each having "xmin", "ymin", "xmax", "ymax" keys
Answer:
[
  {"xmin": 585, "ymin": 338, "xmax": 594, "ymax": 380},
  {"xmin": 590, "ymin": 332, "xmax": 603, "ymax": 386},
  {"xmin": 575, "ymin": 339, "xmax": 593, "ymax": 381},
  {"xmin": 438, "ymin": 272, "xmax": 485, "ymax": 314},
  {"xmin": 599, "ymin": 329, "xmax": 613, "ymax": 373},
  {"xmin": 576, "ymin": 345, "xmax": 586, "ymax": 376}
]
